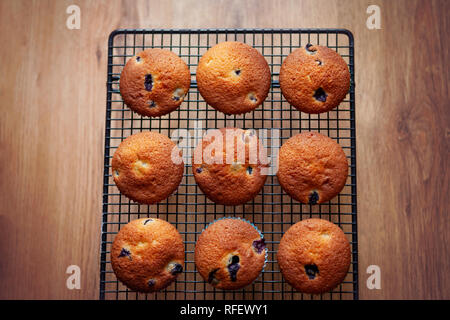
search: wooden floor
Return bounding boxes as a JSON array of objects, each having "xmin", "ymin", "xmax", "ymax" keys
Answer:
[{"xmin": 0, "ymin": 0, "xmax": 448, "ymax": 300}]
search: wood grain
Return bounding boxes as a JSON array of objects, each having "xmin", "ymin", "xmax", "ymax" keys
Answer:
[{"xmin": 0, "ymin": 0, "xmax": 448, "ymax": 299}]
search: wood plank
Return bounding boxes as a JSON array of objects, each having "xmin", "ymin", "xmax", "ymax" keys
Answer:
[{"xmin": 0, "ymin": 0, "xmax": 448, "ymax": 299}]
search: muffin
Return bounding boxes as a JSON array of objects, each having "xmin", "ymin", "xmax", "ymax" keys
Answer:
[
  {"xmin": 119, "ymin": 48, "xmax": 191, "ymax": 117},
  {"xmin": 279, "ymin": 44, "xmax": 350, "ymax": 114},
  {"xmin": 195, "ymin": 218, "xmax": 267, "ymax": 290},
  {"xmin": 111, "ymin": 218, "xmax": 184, "ymax": 292},
  {"xmin": 277, "ymin": 218, "xmax": 351, "ymax": 294},
  {"xmin": 192, "ymin": 127, "xmax": 268, "ymax": 205},
  {"xmin": 277, "ymin": 132, "xmax": 348, "ymax": 204},
  {"xmin": 112, "ymin": 131, "xmax": 184, "ymax": 204},
  {"xmin": 196, "ymin": 42, "xmax": 271, "ymax": 115}
]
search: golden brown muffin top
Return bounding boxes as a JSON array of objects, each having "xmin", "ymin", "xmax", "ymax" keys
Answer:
[
  {"xmin": 277, "ymin": 218, "xmax": 351, "ymax": 294},
  {"xmin": 276, "ymin": 132, "xmax": 348, "ymax": 204},
  {"xmin": 111, "ymin": 218, "xmax": 184, "ymax": 293},
  {"xmin": 195, "ymin": 218, "xmax": 266, "ymax": 290},
  {"xmin": 192, "ymin": 127, "xmax": 268, "ymax": 205},
  {"xmin": 196, "ymin": 41, "xmax": 271, "ymax": 115},
  {"xmin": 112, "ymin": 131, "xmax": 184, "ymax": 204},
  {"xmin": 119, "ymin": 48, "xmax": 191, "ymax": 117},
  {"xmin": 279, "ymin": 44, "xmax": 350, "ymax": 114}
]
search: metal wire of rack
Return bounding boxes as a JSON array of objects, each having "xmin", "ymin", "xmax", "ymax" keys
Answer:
[{"xmin": 100, "ymin": 28, "xmax": 357, "ymax": 300}]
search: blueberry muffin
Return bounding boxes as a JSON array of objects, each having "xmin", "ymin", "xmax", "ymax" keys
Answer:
[
  {"xmin": 277, "ymin": 132, "xmax": 348, "ymax": 204},
  {"xmin": 119, "ymin": 48, "xmax": 191, "ymax": 117},
  {"xmin": 192, "ymin": 127, "xmax": 268, "ymax": 205},
  {"xmin": 196, "ymin": 42, "xmax": 271, "ymax": 115},
  {"xmin": 195, "ymin": 218, "xmax": 266, "ymax": 290},
  {"xmin": 111, "ymin": 218, "xmax": 184, "ymax": 292},
  {"xmin": 277, "ymin": 218, "xmax": 351, "ymax": 294},
  {"xmin": 112, "ymin": 131, "xmax": 184, "ymax": 204},
  {"xmin": 279, "ymin": 44, "xmax": 350, "ymax": 114}
]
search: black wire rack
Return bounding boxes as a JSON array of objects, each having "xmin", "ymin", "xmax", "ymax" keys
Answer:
[{"xmin": 100, "ymin": 28, "xmax": 357, "ymax": 300}]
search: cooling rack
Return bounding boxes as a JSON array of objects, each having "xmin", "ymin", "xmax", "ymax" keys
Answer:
[{"xmin": 100, "ymin": 28, "xmax": 357, "ymax": 300}]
